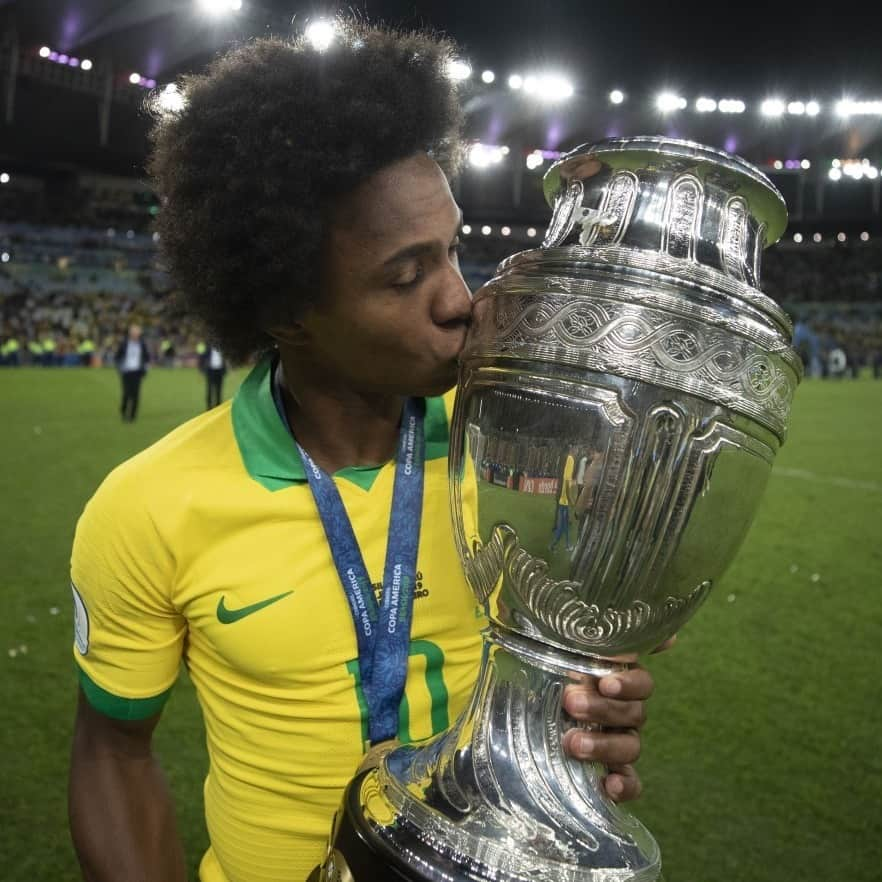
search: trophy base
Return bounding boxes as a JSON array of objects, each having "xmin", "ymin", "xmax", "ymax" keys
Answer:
[
  {"xmin": 315, "ymin": 770, "xmax": 433, "ymax": 881},
  {"xmin": 317, "ymin": 628, "xmax": 663, "ymax": 882}
]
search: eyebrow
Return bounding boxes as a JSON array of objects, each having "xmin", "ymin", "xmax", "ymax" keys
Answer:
[{"xmin": 380, "ymin": 210, "xmax": 464, "ymax": 269}]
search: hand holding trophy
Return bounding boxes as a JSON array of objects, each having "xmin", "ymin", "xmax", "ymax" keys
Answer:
[{"xmin": 318, "ymin": 137, "xmax": 801, "ymax": 881}]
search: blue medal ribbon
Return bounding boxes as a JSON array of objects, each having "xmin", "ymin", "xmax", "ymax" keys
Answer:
[{"xmin": 291, "ymin": 394, "xmax": 425, "ymax": 745}]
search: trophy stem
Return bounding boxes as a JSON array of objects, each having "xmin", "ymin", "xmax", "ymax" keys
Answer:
[{"xmin": 320, "ymin": 627, "xmax": 662, "ymax": 881}]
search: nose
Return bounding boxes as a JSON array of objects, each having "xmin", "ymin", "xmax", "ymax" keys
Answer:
[{"xmin": 431, "ymin": 263, "xmax": 473, "ymax": 328}]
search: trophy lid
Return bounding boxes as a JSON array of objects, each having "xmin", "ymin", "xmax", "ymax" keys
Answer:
[{"xmin": 543, "ymin": 136, "xmax": 788, "ymax": 249}]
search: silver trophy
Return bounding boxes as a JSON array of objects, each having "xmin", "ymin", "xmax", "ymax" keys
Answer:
[{"xmin": 318, "ymin": 137, "xmax": 801, "ymax": 881}]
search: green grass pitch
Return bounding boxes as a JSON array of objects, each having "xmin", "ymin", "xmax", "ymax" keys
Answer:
[{"xmin": 1, "ymin": 366, "xmax": 880, "ymax": 881}]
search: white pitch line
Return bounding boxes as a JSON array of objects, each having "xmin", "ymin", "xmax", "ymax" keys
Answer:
[{"xmin": 772, "ymin": 467, "xmax": 882, "ymax": 493}]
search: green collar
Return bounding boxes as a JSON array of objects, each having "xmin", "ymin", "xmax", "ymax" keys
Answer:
[{"xmin": 231, "ymin": 357, "xmax": 450, "ymax": 492}]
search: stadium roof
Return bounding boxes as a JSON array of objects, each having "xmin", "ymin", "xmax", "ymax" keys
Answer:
[{"xmin": 1, "ymin": 1, "xmax": 881, "ymax": 192}]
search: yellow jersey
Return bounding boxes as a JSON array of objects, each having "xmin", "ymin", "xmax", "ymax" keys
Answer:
[{"xmin": 70, "ymin": 356, "xmax": 486, "ymax": 881}]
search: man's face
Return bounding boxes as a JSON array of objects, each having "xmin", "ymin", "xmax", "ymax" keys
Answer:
[
  {"xmin": 300, "ymin": 153, "xmax": 472, "ymax": 398},
  {"xmin": 129, "ymin": 325, "xmax": 142, "ymax": 340}
]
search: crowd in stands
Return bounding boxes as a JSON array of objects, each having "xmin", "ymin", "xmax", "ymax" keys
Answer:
[{"xmin": 1, "ymin": 222, "xmax": 881, "ymax": 377}]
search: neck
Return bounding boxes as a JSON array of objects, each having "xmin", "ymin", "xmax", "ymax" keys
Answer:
[{"xmin": 277, "ymin": 350, "xmax": 406, "ymax": 475}]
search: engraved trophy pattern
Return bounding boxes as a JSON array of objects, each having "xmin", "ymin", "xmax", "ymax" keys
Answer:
[{"xmin": 318, "ymin": 137, "xmax": 801, "ymax": 881}]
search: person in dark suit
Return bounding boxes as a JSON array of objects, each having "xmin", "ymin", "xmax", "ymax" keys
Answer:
[
  {"xmin": 114, "ymin": 324, "xmax": 150, "ymax": 422},
  {"xmin": 198, "ymin": 344, "xmax": 227, "ymax": 410}
]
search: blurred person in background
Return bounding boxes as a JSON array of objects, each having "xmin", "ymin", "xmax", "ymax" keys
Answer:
[
  {"xmin": 114, "ymin": 322, "xmax": 149, "ymax": 421},
  {"xmin": 199, "ymin": 343, "xmax": 227, "ymax": 409}
]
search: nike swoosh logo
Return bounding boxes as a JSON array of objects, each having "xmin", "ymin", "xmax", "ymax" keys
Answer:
[{"xmin": 217, "ymin": 590, "xmax": 294, "ymax": 624}]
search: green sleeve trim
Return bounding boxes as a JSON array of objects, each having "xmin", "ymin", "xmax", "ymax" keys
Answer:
[{"xmin": 78, "ymin": 667, "xmax": 173, "ymax": 721}]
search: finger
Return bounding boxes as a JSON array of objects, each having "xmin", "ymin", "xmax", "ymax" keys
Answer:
[
  {"xmin": 603, "ymin": 764, "xmax": 642, "ymax": 802},
  {"xmin": 563, "ymin": 688, "xmax": 647, "ymax": 729},
  {"xmin": 597, "ymin": 666, "xmax": 654, "ymax": 702},
  {"xmin": 650, "ymin": 634, "xmax": 678, "ymax": 654},
  {"xmin": 562, "ymin": 727, "xmax": 641, "ymax": 766}
]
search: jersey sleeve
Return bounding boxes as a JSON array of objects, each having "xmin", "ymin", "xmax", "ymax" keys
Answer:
[{"xmin": 70, "ymin": 465, "xmax": 185, "ymax": 720}]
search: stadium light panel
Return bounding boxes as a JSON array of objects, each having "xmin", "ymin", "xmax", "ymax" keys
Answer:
[
  {"xmin": 761, "ymin": 98, "xmax": 786, "ymax": 117},
  {"xmin": 508, "ymin": 74, "xmax": 523, "ymax": 90},
  {"xmin": 526, "ymin": 150, "xmax": 544, "ymax": 170},
  {"xmin": 609, "ymin": 89, "xmax": 625, "ymax": 104},
  {"xmin": 812, "ymin": 233, "xmax": 822, "ymax": 242},
  {"xmin": 521, "ymin": 73, "xmax": 574, "ymax": 102},
  {"xmin": 481, "ymin": 225, "xmax": 492, "ymax": 236},
  {"xmin": 481, "ymin": 70, "xmax": 495, "ymax": 84},
  {"xmin": 773, "ymin": 160, "xmax": 784, "ymax": 170},
  {"xmin": 305, "ymin": 20, "xmax": 336, "ymax": 52},
  {"xmin": 793, "ymin": 233, "xmax": 803, "ymax": 243},
  {"xmin": 801, "ymin": 159, "xmax": 811, "ymax": 169},
  {"xmin": 461, "ymin": 224, "xmax": 472, "ymax": 235},
  {"xmin": 196, "ymin": 0, "xmax": 242, "ymax": 16},
  {"xmin": 787, "ymin": 101, "xmax": 805, "ymax": 115},
  {"xmin": 526, "ymin": 227, "xmax": 537, "ymax": 238},
  {"xmin": 447, "ymin": 59, "xmax": 472, "ymax": 82},
  {"xmin": 0, "ymin": 172, "xmax": 9, "ymax": 184},
  {"xmin": 837, "ymin": 233, "xmax": 847, "ymax": 242},
  {"xmin": 656, "ymin": 92, "xmax": 687, "ymax": 113},
  {"xmin": 39, "ymin": 46, "xmax": 50, "ymax": 58},
  {"xmin": 718, "ymin": 98, "xmax": 745, "ymax": 113},
  {"xmin": 695, "ymin": 97, "xmax": 717, "ymax": 112},
  {"xmin": 81, "ymin": 59, "xmax": 93, "ymax": 71},
  {"xmin": 860, "ymin": 232, "xmax": 870, "ymax": 241},
  {"xmin": 468, "ymin": 143, "xmax": 507, "ymax": 169},
  {"xmin": 828, "ymin": 168, "xmax": 842, "ymax": 181},
  {"xmin": 158, "ymin": 84, "xmax": 186, "ymax": 114},
  {"xmin": 805, "ymin": 100, "xmax": 821, "ymax": 116},
  {"xmin": 129, "ymin": 72, "xmax": 141, "ymax": 85},
  {"xmin": 1, "ymin": 252, "xmax": 9, "ymax": 263},
  {"xmin": 501, "ymin": 226, "xmax": 511, "ymax": 237}
]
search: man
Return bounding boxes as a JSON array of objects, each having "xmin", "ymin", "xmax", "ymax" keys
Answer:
[
  {"xmin": 550, "ymin": 444, "xmax": 577, "ymax": 551},
  {"xmin": 199, "ymin": 343, "xmax": 227, "ymax": 409},
  {"xmin": 68, "ymin": 25, "xmax": 657, "ymax": 882},
  {"xmin": 114, "ymin": 323, "xmax": 150, "ymax": 421}
]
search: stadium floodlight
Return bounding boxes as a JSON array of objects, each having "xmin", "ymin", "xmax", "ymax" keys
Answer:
[
  {"xmin": 718, "ymin": 98, "xmax": 745, "ymax": 113},
  {"xmin": 58, "ymin": 54, "xmax": 69, "ymax": 64},
  {"xmin": 468, "ymin": 143, "xmax": 507, "ymax": 169},
  {"xmin": 801, "ymin": 159, "xmax": 811, "ymax": 169},
  {"xmin": 501, "ymin": 226, "xmax": 511, "ymax": 237},
  {"xmin": 866, "ymin": 166, "xmax": 879, "ymax": 180},
  {"xmin": 481, "ymin": 225, "xmax": 492, "ymax": 236},
  {"xmin": 157, "ymin": 83, "xmax": 187, "ymax": 114},
  {"xmin": 787, "ymin": 101, "xmax": 805, "ymax": 115},
  {"xmin": 837, "ymin": 232, "xmax": 847, "ymax": 242},
  {"xmin": 508, "ymin": 74, "xmax": 523, "ymax": 90},
  {"xmin": 461, "ymin": 224, "xmax": 472, "ymax": 235},
  {"xmin": 0, "ymin": 172, "xmax": 9, "ymax": 184},
  {"xmin": 81, "ymin": 59, "xmax": 93, "ymax": 71},
  {"xmin": 526, "ymin": 150, "xmax": 544, "ymax": 170},
  {"xmin": 836, "ymin": 98, "xmax": 882, "ymax": 117},
  {"xmin": 828, "ymin": 168, "xmax": 843, "ymax": 181},
  {"xmin": 1, "ymin": 252, "xmax": 9, "ymax": 263},
  {"xmin": 129, "ymin": 72, "xmax": 141, "ymax": 85},
  {"xmin": 522, "ymin": 73, "xmax": 574, "ymax": 102},
  {"xmin": 793, "ymin": 233, "xmax": 803, "ymax": 243},
  {"xmin": 761, "ymin": 98, "xmax": 786, "ymax": 117},
  {"xmin": 196, "ymin": 0, "xmax": 242, "ymax": 15},
  {"xmin": 305, "ymin": 19, "xmax": 336, "ymax": 52},
  {"xmin": 39, "ymin": 46, "xmax": 51, "ymax": 58},
  {"xmin": 656, "ymin": 92, "xmax": 687, "ymax": 113},
  {"xmin": 805, "ymin": 100, "xmax": 821, "ymax": 116},
  {"xmin": 773, "ymin": 160, "xmax": 784, "ymax": 170},
  {"xmin": 812, "ymin": 233, "xmax": 822, "ymax": 242},
  {"xmin": 860, "ymin": 232, "xmax": 870, "ymax": 241},
  {"xmin": 832, "ymin": 159, "xmax": 841, "ymax": 168},
  {"xmin": 446, "ymin": 59, "xmax": 472, "ymax": 82},
  {"xmin": 609, "ymin": 89, "xmax": 625, "ymax": 104},
  {"xmin": 695, "ymin": 97, "xmax": 717, "ymax": 112},
  {"xmin": 481, "ymin": 70, "xmax": 495, "ymax": 84},
  {"xmin": 68, "ymin": 57, "xmax": 79, "ymax": 67},
  {"xmin": 526, "ymin": 227, "xmax": 537, "ymax": 238}
]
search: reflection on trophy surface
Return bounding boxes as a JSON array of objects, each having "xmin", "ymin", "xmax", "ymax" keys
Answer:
[{"xmin": 319, "ymin": 137, "xmax": 802, "ymax": 881}]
